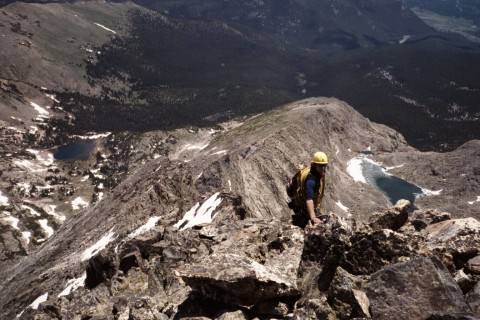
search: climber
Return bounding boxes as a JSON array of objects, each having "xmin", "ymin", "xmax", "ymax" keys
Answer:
[{"xmin": 286, "ymin": 151, "xmax": 328, "ymax": 227}]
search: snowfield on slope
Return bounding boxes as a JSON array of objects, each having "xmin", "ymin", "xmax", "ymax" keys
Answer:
[{"xmin": 175, "ymin": 193, "xmax": 223, "ymax": 231}]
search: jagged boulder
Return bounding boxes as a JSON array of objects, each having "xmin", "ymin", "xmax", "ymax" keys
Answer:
[
  {"xmin": 341, "ymin": 229, "xmax": 425, "ymax": 275},
  {"xmin": 293, "ymin": 295, "xmax": 337, "ymax": 320},
  {"xmin": 327, "ymin": 267, "xmax": 370, "ymax": 319},
  {"xmin": 454, "ymin": 269, "xmax": 478, "ymax": 294},
  {"xmin": 366, "ymin": 257, "xmax": 471, "ymax": 320},
  {"xmin": 466, "ymin": 281, "xmax": 480, "ymax": 317},
  {"xmin": 410, "ymin": 209, "xmax": 451, "ymax": 231},
  {"xmin": 467, "ymin": 256, "xmax": 480, "ymax": 275},
  {"xmin": 368, "ymin": 200, "xmax": 411, "ymax": 231},
  {"xmin": 215, "ymin": 310, "xmax": 248, "ymax": 320},
  {"xmin": 179, "ymin": 253, "xmax": 301, "ymax": 305},
  {"xmin": 424, "ymin": 218, "xmax": 480, "ymax": 271}
]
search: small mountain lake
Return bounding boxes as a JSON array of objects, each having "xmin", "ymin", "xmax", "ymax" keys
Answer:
[
  {"xmin": 361, "ymin": 160, "xmax": 423, "ymax": 204},
  {"xmin": 54, "ymin": 140, "xmax": 95, "ymax": 161},
  {"xmin": 346, "ymin": 155, "xmax": 439, "ymax": 204}
]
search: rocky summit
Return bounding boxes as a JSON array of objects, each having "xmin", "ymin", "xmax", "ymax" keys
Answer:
[{"xmin": 1, "ymin": 98, "xmax": 479, "ymax": 319}]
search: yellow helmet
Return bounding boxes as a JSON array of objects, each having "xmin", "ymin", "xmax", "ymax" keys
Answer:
[{"xmin": 311, "ymin": 151, "xmax": 328, "ymax": 165}]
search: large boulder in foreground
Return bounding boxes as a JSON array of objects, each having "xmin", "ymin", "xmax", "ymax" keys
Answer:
[
  {"xmin": 366, "ymin": 257, "xmax": 471, "ymax": 320},
  {"xmin": 179, "ymin": 253, "xmax": 301, "ymax": 305}
]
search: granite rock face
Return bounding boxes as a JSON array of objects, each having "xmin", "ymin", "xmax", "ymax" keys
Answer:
[{"xmin": 366, "ymin": 257, "xmax": 470, "ymax": 320}]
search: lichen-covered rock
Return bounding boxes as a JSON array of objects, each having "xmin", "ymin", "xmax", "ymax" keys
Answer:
[
  {"xmin": 341, "ymin": 229, "xmax": 424, "ymax": 275},
  {"xmin": 366, "ymin": 257, "xmax": 470, "ymax": 320}
]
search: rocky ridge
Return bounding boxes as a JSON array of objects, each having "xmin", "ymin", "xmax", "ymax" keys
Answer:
[{"xmin": 0, "ymin": 98, "xmax": 479, "ymax": 319}]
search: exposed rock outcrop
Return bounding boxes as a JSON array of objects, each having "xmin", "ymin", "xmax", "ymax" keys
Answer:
[{"xmin": 366, "ymin": 257, "xmax": 470, "ymax": 320}]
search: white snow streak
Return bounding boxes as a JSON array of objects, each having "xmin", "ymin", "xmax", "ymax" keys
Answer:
[
  {"xmin": 58, "ymin": 272, "xmax": 87, "ymax": 297},
  {"xmin": 30, "ymin": 102, "xmax": 50, "ymax": 116},
  {"xmin": 399, "ymin": 35, "xmax": 411, "ymax": 44},
  {"xmin": 81, "ymin": 229, "xmax": 116, "ymax": 261},
  {"xmin": 336, "ymin": 201, "xmax": 349, "ymax": 212},
  {"xmin": 72, "ymin": 132, "xmax": 111, "ymax": 139},
  {"xmin": 174, "ymin": 192, "xmax": 223, "ymax": 231},
  {"xmin": 18, "ymin": 292, "xmax": 49, "ymax": 317},
  {"xmin": 94, "ymin": 22, "xmax": 117, "ymax": 34},
  {"xmin": 420, "ymin": 188, "xmax": 443, "ymax": 197},
  {"xmin": 128, "ymin": 216, "xmax": 161, "ymax": 239}
]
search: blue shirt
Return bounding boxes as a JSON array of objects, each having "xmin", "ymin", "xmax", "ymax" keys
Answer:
[{"xmin": 305, "ymin": 175, "xmax": 319, "ymax": 201}]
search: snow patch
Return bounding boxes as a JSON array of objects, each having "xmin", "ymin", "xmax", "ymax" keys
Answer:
[
  {"xmin": 467, "ymin": 196, "xmax": 480, "ymax": 205},
  {"xmin": 72, "ymin": 132, "xmax": 111, "ymax": 139},
  {"xmin": 2, "ymin": 212, "xmax": 19, "ymax": 230},
  {"xmin": 22, "ymin": 231, "xmax": 31, "ymax": 244},
  {"xmin": 128, "ymin": 216, "xmax": 160, "ymax": 239},
  {"xmin": 420, "ymin": 188, "xmax": 443, "ymax": 197},
  {"xmin": 44, "ymin": 205, "xmax": 66, "ymax": 222},
  {"xmin": 399, "ymin": 35, "xmax": 411, "ymax": 44},
  {"xmin": 0, "ymin": 190, "xmax": 9, "ymax": 206},
  {"xmin": 184, "ymin": 143, "xmax": 210, "ymax": 151},
  {"xmin": 18, "ymin": 292, "xmax": 49, "ymax": 317},
  {"xmin": 45, "ymin": 94, "xmax": 60, "ymax": 103},
  {"xmin": 94, "ymin": 22, "xmax": 117, "ymax": 34},
  {"xmin": 21, "ymin": 204, "xmax": 41, "ymax": 217},
  {"xmin": 72, "ymin": 197, "xmax": 89, "ymax": 210},
  {"xmin": 346, "ymin": 157, "xmax": 366, "ymax": 183},
  {"xmin": 81, "ymin": 229, "xmax": 116, "ymax": 261},
  {"xmin": 38, "ymin": 219, "xmax": 54, "ymax": 238},
  {"xmin": 174, "ymin": 192, "xmax": 223, "ymax": 231},
  {"xmin": 26, "ymin": 149, "xmax": 54, "ymax": 166},
  {"xmin": 30, "ymin": 101, "xmax": 50, "ymax": 117},
  {"xmin": 336, "ymin": 201, "xmax": 349, "ymax": 212},
  {"xmin": 58, "ymin": 272, "xmax": 86, "ymax": 297},
  {"xmin": 211, "ymin": 150, "xmax": 228, "ymax": 156},
  {"xmin": 14, "ymin": 159, "xmax": 47, "ymax": 172}
]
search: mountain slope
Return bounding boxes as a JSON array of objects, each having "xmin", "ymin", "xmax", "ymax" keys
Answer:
[{"xmin": 1, "ymin": 97, "xmax": 479, "ymax": 319}]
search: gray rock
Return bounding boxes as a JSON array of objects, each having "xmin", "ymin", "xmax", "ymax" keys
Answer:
[
  {"xmin": 467, "ymin": 256, "xmax": 480, "ymax": 275},
  {"xmin": 410, "ymin": 210, "xmax": 451, "ymax": 231},
  {"xmin": 454, "ymin": 269, "xmax": 478, "ymax": 294},
  {"xmin": 293, "ymin": 296, "xmax": 337, "ymax": 320},
  {"xmin": 179, "ymin": 253, "xmax": 300, "ymax": 305},
  {"xmin": 328, "ymin": 267, "xmax": 370, "ymax": 319},
  {"xmin": 215, "ymin": 310, "xmax": 248, "ymax": 320},
  {"xmin": 253, "ymin": 300, "xmax": 289, "ymax": 317},
  {"xmin": 466, "ymin": 281, "xmax": 480, "ymax": 317},
  {"xmin": 368, "ymin": 200, "xmax": 410, "ymax": 231},
  {"xmin": 342, "ymin": 229, "xmax": 422, "ymax": 275},
  {"xmin": 366, "ymin": 257, "xmax": 470, "ymax": 320}
]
